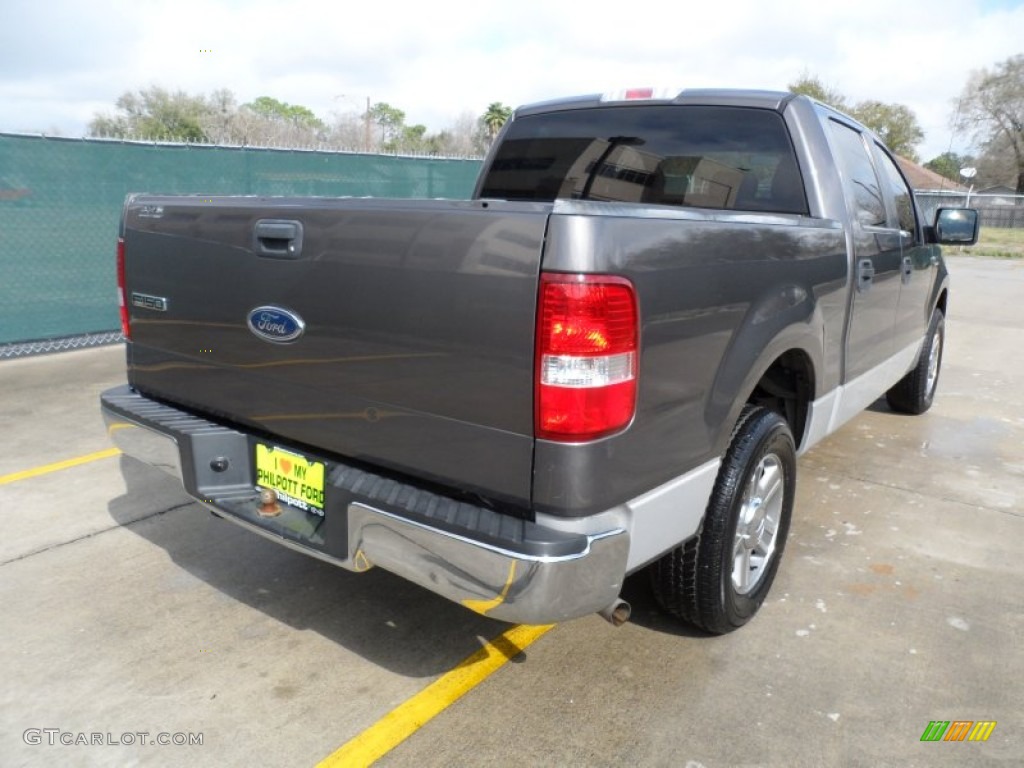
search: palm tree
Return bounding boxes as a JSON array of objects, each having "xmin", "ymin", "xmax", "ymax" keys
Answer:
[{"xmin": 482, "ymin": 102, "xmax": 513, "ymax": 144}]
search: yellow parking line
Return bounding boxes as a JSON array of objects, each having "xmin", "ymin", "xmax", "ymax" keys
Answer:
[
  {"xmin": 0, "ymin": 448, "xmax": 122, "ymax": 486},
  {"xmin": 317, "ymin": 623, "xmax": 554, "ymax": 768}
]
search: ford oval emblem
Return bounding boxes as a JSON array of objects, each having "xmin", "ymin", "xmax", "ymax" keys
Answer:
[{"xmin": 247, "ymin": 306, "xmax": 305, "ymax": 343}]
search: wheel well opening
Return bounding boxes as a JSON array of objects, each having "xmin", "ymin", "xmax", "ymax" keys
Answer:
[
  {"xmin": 747, "ymin": 350, "xmax": 814, "ymax": 446},
  {"xmin": 936, "ymin": 289, "xmax": 948, "ymax": 317}
]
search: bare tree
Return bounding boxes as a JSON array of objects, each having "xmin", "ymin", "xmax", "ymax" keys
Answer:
[
  {"xmin": 956, "ymin": 54, "xmax": 1024, "ymax": 194},
  {"xmin": 448, "ymin": 111, "xmax": 489, "ymax": 157},
  {"xmin": 328, "ymin": 111, "xmax": 367, "ymax": 151}
]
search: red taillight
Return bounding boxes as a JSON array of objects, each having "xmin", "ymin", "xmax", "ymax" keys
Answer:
[
  {"xmin": 117, "ymin": 237, "xmax": 130, "ymax": 340},
  {"xmin": 536, "ymin": 273, "xmax": 638, "ymax": 441}
]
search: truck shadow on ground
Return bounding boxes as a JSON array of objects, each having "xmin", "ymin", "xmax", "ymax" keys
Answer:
[
  {"xmin": 619, "ymin": 572, "xmax": 717, "ymax": 638},
  {"xmin": 107, "ymin": 456, "xmax": 521, "ymax": 678}
]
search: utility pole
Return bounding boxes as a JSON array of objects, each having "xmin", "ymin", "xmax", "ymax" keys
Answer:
[
  {"xmin": 364, "ymin": 97, "xmax": 372, "ymax": 153},
  {"xmin": 333, "ymin": 94, "xmax": 373, "ymax": 153}
]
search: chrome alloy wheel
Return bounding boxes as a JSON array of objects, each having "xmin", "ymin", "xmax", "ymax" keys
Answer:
[
  {"xmin": 926, "ymin": 323, "xmax": 943, "ymax": 397},
  {"xmin": 732, "ymin": 453, "xmax": 785, "ymax": 595}
]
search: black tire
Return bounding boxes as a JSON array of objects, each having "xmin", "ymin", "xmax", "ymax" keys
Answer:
[
  {"xmin": 886, "ymin": 308, "xmax": 945, "ymax": 415},
  {"xmin": 649, "ymin": 405, "xmax": 796, "ymax": 634}
]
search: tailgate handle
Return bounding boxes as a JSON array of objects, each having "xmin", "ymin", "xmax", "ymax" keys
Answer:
[{"xmin": 253, "ymin": 219, "xmax": 303, "ymax": 258}]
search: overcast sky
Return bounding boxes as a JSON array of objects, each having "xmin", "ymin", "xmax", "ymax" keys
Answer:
[{"xmin": 2, "ymin": 0, "xmax": 1022, "ymax": 161}]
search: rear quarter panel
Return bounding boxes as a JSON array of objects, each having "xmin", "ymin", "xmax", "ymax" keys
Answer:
[{"xmin": 534, "ymin": 203, "xmax": 848, "ymax": 515}]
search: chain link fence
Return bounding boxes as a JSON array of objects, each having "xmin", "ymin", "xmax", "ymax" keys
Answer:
[
  {"xmin": 914, "ymin": 191, "xmax": 1024, "ymax": 228},
  {"xmin": 0, "ymin": 133, "xmax": 483, "ymax": 357},
  {"xmin": 8, "ymin": 134, "xmax": 1016, "ymax": 359}
]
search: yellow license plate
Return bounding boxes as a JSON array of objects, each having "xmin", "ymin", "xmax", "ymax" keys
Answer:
[{"xmin": 255, "ymin": 444, "xmax": 325, "ymax": 514}]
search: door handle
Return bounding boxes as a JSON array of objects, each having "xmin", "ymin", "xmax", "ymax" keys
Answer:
[
  {"xmin": 856, "ymin": 258, "xmax": 875, "ymax": 294},
  {"xmin": 253, "ymin": 219, "xmax": 304, "ymax": 258},
  {"xmin": 901, "ymin": 255, "xmax": 913, "ymax": 284}
]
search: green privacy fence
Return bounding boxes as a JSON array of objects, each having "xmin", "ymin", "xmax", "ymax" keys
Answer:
[{"xmin": 0, "ymin": 133, "xmax": 483, "ymax": 350}]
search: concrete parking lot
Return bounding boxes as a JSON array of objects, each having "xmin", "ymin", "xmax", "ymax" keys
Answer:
[{"xmin": 1, "ymin": 256, "xmax": 1021, "ymax": 767}]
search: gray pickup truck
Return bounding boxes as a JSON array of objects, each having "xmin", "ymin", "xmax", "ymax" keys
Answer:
[{"xmin": 100, "ymin": 89, "xmax": 978, "ymax": 633}]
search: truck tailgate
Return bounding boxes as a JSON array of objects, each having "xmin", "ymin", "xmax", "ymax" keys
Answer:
[{"xmin": 122, "ymin": 196, "xmax": 551, "ymax": 508}]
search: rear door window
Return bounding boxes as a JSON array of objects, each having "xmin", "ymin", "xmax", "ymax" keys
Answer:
[
  {"xmin": 827, "ymin": 120, "xmax": 887, "ymax": 227},
  {"xmin": 873, "ymin": 144, "xmax": 918, "ymax": 235},
  {"xmin": 479, "ymin": 105, "xmax": 808, "ymax": 215}
]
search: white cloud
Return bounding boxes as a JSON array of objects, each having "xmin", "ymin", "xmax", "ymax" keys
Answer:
[{"xmin": 2, "ymin": 0, "xmax": 1022, "ymax": 158}]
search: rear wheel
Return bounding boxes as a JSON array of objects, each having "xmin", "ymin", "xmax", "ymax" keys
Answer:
[
  {"xmin": 649, "ymin": 406, "xmax": 796, "ymax": 634},
  {"xmin": 886, "ymin": 308, "xmax": 944, "ymax": 415}
]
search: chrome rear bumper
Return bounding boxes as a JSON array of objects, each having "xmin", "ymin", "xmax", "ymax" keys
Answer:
[{"xmin": 101, "ymin": 385, "xmax": 629, "ymax": 624}]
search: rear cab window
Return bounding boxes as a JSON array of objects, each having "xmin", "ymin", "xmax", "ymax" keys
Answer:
[{"xmin": 479, "ymin": 105, "xmax": 808, "ymax": 215}]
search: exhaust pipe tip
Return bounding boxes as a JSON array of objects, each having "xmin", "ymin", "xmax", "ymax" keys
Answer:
[{"xmin": 598, "ymin": 598, "xmax": 631, "ymax": 627}]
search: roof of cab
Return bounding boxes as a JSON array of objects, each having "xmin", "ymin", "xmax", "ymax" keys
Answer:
[{"xmin": 514, "ymin": 88, "xmax": 798, "ymax": 117}]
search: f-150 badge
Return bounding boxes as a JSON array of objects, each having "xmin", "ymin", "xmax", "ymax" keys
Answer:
[
  {"xmin": 131, "ymin": 292, "xmax": 168, "ymax": 311},
  {"xmin": 247, "ymin": 306, "xmax": 305, "ymax": 343}
]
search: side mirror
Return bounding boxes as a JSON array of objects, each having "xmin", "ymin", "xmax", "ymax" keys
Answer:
[{"xmin": 932, "ymin": 208, "xmax": 979, "ymax": 245}]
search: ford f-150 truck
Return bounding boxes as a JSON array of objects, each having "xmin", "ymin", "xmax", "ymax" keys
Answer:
[{"xmin": 100, "ymin": 88, "xmax": 979, "ymax": 633}]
